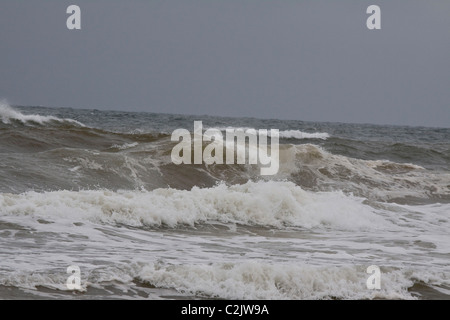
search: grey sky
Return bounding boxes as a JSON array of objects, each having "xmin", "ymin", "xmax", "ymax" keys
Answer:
[{"xmin": 0, "ymin": 0, "xmax": 449, "ymax": 127}]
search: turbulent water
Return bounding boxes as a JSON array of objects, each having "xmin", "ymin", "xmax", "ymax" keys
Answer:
[{"xmin": 0, "ymin": 102, "xmax": 449, "ymax": 300}]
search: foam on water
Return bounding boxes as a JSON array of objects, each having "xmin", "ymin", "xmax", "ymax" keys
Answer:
[
  {"xmin": 1, "ymin": 183, "xmax": 448, "ymax": 299},
  {"xmin": 283, "ymin": 144, "xmax": 450, "ymax": 201},
  {"xmin": 137, "ymin": 261, "xmax": 450, "ymax": 300},
  {"xmin": 109, "ymin": 142, "xmax": 139, "ymax": 150},
  {"xmin": 2, "ymin": 259, "xmax": 448, "ymax": 300},
  {"xmin": 0, "ymin": 181, "xmax": 392, "ymax": 230},
  {"xmin": 0, "ymin": 103, "xmax": 84, "ymax": 126},
  {"xmin": 207, "ymin": 127, "xmax": 330, "ymax": 140},
  {"xmin": 0, "ymin": 105, "xmax": 448, "ymax": 299},
  {"xmin": 279, "ymin": 130, "xmax": 329, "ymax": 140}
]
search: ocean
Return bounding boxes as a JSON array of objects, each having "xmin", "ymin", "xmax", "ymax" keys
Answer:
[{"xmin": 0, "ymin": 102, "xmax": 449, "ymax": 300}]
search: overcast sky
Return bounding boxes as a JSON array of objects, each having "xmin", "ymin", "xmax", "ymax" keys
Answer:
[{"xmin": 0, "ymin": 1, "xmax": 449, "ymax": 127}]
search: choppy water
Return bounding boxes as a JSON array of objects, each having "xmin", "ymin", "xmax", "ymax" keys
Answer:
[{"xmin": 0, "ymin": 102, "xmax": 449, "ymax": 299}]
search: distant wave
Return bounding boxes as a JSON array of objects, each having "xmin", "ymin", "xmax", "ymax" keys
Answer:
[
  {"xmin": 283, "ymin": 144, "xmax": 449, "ymax": 202},
  {"xmin": 279, "ymin": 130, "xmax": 329, "ymax": 140},
  {"xmin": 210, "ymin": 127, "xmax": 330, "ymax": 140},
  {"xmin": 109, "ymin": 142, "xmax": 139, "ymax": 150},
  {"xmin": 0, "ymin": 102, "xmax": 85, "ymax": 126},
  {"xmin": 0, "ymin": 104, "xmax": 448, "ymax": 203}
]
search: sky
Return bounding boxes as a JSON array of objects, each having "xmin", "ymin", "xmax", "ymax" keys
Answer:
[{"xmin": 0, "ymin": 0, "xmax": 449, "ymax": 127}]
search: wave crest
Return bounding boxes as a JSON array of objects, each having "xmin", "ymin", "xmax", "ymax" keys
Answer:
[
  {"xmin": 0, "ymin": 181, "xmax": 391, "ymax": 230},
  {"xmin": 138, "ymin": 261, "xmax": 441, "ymax": 299},
  {"xmin": 209, "ymin": 127, "xmax": 330, "ymax": 140},
  {"xmin": 279, "ymin": 130, "xmax": 329, "ymax": 140},
  {"xmin": 0, "ymin": 102, "xmax": 85, "ymax": 127}
]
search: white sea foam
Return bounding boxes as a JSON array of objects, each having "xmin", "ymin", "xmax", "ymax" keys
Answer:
[
  {"xmin": 0, "ymin": 102, "xmax": 84, "ymax": 126},
  {"xmin": 137, "ymin": 261, "xmax": 442, "ymax": 300},
  {"xmin": 0, "ymin": 181, "xmax": 392, "ymax": 230},
  {"xmin": 0, "ymin": 272, "xmax": 86, "ymax": 292},
  {"xmin": 279, "ymin": 130, "xmax": 329, "ymax": 140},
  {"xmin": 2, "ymin": 259, "xmax": 447, "ymax": 300},
  {"xmin": 209, "ymin": 127, "xmax": 330, "ymax": 140},
  {"xmin": 285, "ymin": 144, "xmax": 450, "ymax": 201},
  {"xmin": 365, "ymin": 159, "xmax": 425, "ymax": 170},
  {"xmin": 109, "ymin": 142, "xmax": 139, "ymax": 150},
  {"xmin": 1, "ymin": 183, "xmax": 448, "ymax": 299}
]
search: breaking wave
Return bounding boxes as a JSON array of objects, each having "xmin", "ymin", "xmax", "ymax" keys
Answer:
[
  {"xmin": 0, "ymin": 102, "xmax": 85, "ymax": 127},
  {"xmin": 0, "ymin": 181, "xmax": 392, "ymax": 230}
]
